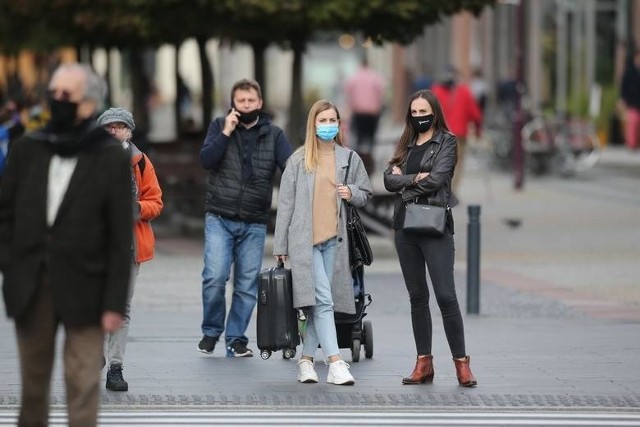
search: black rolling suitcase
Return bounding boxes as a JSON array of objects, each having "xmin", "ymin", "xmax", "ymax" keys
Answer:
[{"xmin": 257, "ymin": 260, "xmax": 299, "ymax": 360}]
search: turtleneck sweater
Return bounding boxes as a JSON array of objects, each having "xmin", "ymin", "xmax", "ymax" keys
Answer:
[{"xmin": 312, "ymin": 141, "xmax": 338, "ymax": 245}]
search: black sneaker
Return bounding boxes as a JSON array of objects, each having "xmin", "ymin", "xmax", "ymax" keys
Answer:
[
  {"xmin": 198, "ymin": 335, "xmax": 217, "ymax": 354},
  {"xmin": 226, "ymin": 340, "xmax": 253, "ymax": 357},
  {"xmin": 106, "ymin": 364, "xmax": 128, "ymax": 392}
]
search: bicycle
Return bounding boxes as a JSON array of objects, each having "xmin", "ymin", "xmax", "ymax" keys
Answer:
[
  {"xmin": 483, "ymin": 106, "xmax": 516, "ymax": 171},
  {"xmin": 521, "ymin": 113, "xmax": 602, "ymax": 176}
]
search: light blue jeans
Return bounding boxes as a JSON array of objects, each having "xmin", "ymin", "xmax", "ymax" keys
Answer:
[
  {"xmin": 302, "ymin": 237, "xmax": 340, "ymax": 359},
  {"xmin": 201, "ymin": 213, "xmax": 266, "ymax": 347}
]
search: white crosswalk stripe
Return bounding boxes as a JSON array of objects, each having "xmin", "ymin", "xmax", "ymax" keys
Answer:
[{"xmin": 1, "ymin": 410, "xmax": 640, "ymax": 426}]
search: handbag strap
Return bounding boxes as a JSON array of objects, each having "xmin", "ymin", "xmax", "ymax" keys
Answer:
[
  {"xmin": 343, "ymin": 150, "xmax": 354, "ymax": 185},
  {"xmin": 342, "ymin": 151, "xmax": 355, "ymax": 214}
]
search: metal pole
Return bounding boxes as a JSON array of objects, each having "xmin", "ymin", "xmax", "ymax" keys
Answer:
[
  {"xmin": 467, "ymin": 205, "xmax": 481, "ymax": 314},
  {"xmin": 585, "ymin": 0, "xmax": 596, "ymax": 105},
  {"xmin": 527, "ymin": 0, "xmax": 543, "ymax": 113},
  {"xmin": 556, "ymin": 0, "xmax": 568, "ymax": 114},
  {"xmin": 571, "ymin": 0, "xmax": 583, "ymax": 115},
  {"xmin": 513, "ymin": 1, "xmax": 525, "ymax": 190}
]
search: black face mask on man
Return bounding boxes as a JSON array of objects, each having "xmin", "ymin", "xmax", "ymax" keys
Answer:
[
  {"xmin": 49, "ymin": 99, "xmax": 78, "ymax": 131},
  {"xmin": 410, "ymin": 114, "xmax": 435, "ymax": 134},
  {"xmin": 237, "ymin": 109, "xmax": 260, "ymax": 124}
]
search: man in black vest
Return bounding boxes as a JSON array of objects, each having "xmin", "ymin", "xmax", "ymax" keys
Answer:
[
  {"xmin": 198, "ymin": 78, "xmax": 292, "ymax": 357},
  {"xmin": 0, "ymin": 63, "xmax": 132, "ymax": 426}
]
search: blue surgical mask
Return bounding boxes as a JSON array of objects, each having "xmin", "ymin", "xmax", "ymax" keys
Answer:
[{"xmin": 316, "ymin": 124, "xmax": 339, "ymax": 141}]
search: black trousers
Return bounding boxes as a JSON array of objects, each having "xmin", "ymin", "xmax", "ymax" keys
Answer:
[
  {"xmin": 394, "ymin": 228, "xmax": 466, "ymax": 358},
  {"xmin": 351, "ymin": 113, "xmax": 380, "ymax": 154}
]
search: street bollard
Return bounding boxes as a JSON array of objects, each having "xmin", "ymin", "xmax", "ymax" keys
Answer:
[{"xmin": 467, "ymin": 205, "xmax": 481, "ymax": 314}]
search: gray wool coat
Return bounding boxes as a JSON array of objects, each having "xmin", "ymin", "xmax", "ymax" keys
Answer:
[{"xmin": 273, "ymin": 144, "xmax": 373, "ymax": 314}]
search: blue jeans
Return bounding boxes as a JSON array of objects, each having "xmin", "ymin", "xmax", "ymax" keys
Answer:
[
  {"xmin": 302, "ymin": 237, "xmax": 340, "ymax": 359},
  {"xmin": 201, "ymin": 213, "xmax": 266, "ymax": 347}
]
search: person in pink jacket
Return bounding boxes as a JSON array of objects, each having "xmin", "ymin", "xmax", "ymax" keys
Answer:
[{"xmin": 345, "ymin": 58, "xmax": 386, "ymax": 158}]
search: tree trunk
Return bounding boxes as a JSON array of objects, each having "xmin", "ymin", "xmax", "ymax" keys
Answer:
[
  {"xmin": 75, "ymin": 45, "xmax": 82, "ymax": 63},
  {"xmin": 106, "ymin": 48, "xmax": 114, "ymax": 107},
  {"xmin": 252, "ymin": 41, "xmax": 268, "ymax": 110},
  {"xmin": 89, "ymin": 45, "xmax": 97, "ymax": 70},
  {"xmin": 6, "ymin": 54, "xmax": 24, "ymax": 101},
  {"xmin": 287, "ymin": 40, "xmax": 305, "ymax": 148},
  {"xmin": 174, "ymin": 42, "xmax": 182, "ymax": 137},
  {"xmin": 128, "ymin": 48, "xmax": 150, "ymax": 145},
  {"xmin": 197, "ymin": 36, "xmax": 214, "ymax": 129}
]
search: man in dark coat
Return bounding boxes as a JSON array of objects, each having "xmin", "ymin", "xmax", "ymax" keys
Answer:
[{"xmin": 0, "ymin": 63, "xmax": 133, "ymax": 427}]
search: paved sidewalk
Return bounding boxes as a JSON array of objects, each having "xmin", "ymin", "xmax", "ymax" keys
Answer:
[{"xmin": 0, "ymin": 144, "xmax": 639, "ymax": 422}]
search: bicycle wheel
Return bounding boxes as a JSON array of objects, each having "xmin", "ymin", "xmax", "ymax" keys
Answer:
[
  {"xmin": 551, "ymin": 131, "xmax": 577, "ymax": 177},
  {"xmin": 522, "ymin": 117, "xmax": 554, "ymax": 152},
  {"xmin": 521, "ymin": 117, "xmax": 554, "ymax": 175},
  {"xmin": 565, "ymin": 122, "xmax": 602, "ymax": 173},
  {"xmin": 485, "ymin": 126, "xmax": 513, "ymax": 171}
]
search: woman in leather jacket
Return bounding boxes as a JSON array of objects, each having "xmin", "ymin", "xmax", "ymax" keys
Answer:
[{"xmin": 383, "ymin": 90, "xmax": 477, "ymax": 387}]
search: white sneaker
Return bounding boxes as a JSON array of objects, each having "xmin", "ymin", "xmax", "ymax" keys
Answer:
[
  {"xmin": 297, "ymin": 359, "xmax": 319, "ymax": 383},
  {"xmin": 327, "ymin": 360, "xmax": 355, "ymax": 385}
]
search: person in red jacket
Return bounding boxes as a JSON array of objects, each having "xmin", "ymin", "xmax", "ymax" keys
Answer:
[
  {"xmin": 431, "ymin": 66, "xmax": 482, "ymax": 193},
  {"xmin": 97, "ymin": 107, "xmax": 163, "ymax": 391},
  {"xmin": 621, "ymin": 48, "xmax": 640, "ymax": 150}
]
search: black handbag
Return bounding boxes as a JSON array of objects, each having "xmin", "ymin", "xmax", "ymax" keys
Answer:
[
  {"xmin": 401, "ymin": 136, "xmax": 450, "ymax": 237},
  {"xmin": 344, "ymin": 151, "xmax": 373, "ymax": 269},
  {"xmin": 403, "ymin": 202, "xmax": 447, "ymax": 237}
]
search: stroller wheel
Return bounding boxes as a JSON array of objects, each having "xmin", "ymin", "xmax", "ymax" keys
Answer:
[
  {"xmin": 351, "ymin": 338, "xmax": 361, "ymax": 363},
  {"xmin": 363, "ymin": 320, "xmax": 373, "ymax": 359}
]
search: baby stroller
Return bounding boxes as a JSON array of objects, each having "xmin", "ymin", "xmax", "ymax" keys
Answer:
[{"xmin": 334, "ymin": 265, "xmax": 373, "ymax": 362}]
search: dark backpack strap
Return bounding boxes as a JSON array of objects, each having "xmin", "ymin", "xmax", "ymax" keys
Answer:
[{"xmin": 138, "ymin": 154, "xmax": 146, "ymax": 176}]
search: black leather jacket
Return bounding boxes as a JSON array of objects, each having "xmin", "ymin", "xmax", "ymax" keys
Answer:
[{"xmin": 383, "ymin": 131, "xmax": 459, "ymax": 230}]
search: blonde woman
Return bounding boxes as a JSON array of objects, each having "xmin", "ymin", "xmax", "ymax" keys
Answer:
[{"xmin": 273, "ymin": 100, "xmax": 372, "ymax": 385}]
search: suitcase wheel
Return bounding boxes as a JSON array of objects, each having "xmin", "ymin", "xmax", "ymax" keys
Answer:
[
  {"xmin": 260, "ymin": 350, "xmax": 272, "ymax": 360},
  {"xmin": 282, "ymin": 348, "xmax": 296, "ymax": 359}
]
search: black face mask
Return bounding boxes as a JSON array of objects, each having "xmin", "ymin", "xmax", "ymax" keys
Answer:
[
  {"xmin": 238, "ymin": 109, "xmax": 260, "ymax": 124},
  {"xmin": 410, "ymin": 114, "xmax": 435, "ymax": 133},
  {"xmin": 49, "ymin": 99, "xmax": 78, "ymax": 131}
]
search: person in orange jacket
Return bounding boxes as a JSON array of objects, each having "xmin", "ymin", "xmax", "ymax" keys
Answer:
[{"xmin": 97, "ymin": 107, "xmax": 163, "ymax": 391}]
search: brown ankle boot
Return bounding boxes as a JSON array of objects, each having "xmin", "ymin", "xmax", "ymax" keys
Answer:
[
  {"xmin": 454, "ymin": 356, "xmax": 477, "ymax": 387},
  {"xmin": 402, "ymin": 355, "xmax": 434, "ymax": 384}
]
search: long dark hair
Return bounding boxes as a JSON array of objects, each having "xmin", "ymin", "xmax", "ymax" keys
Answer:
[{"xmin": 388, "ymin": 90, "xmax": 449, "ymax": 166}]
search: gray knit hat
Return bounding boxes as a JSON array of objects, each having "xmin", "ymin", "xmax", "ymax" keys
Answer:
[{"xmin": 97, "ymin": 107, "xmax": 135, "ymax": 130}]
